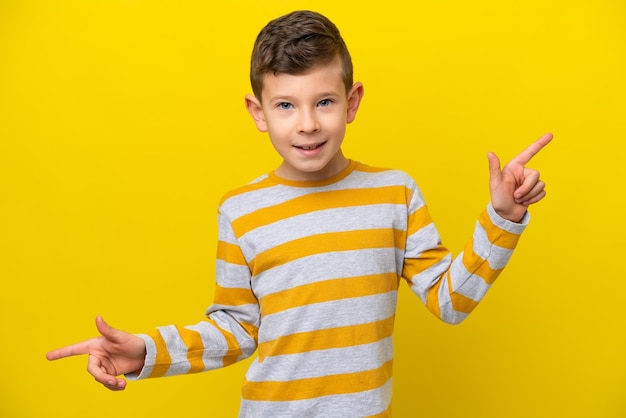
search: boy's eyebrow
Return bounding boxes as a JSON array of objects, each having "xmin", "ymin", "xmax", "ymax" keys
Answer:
[
  {"xmin": 268, "ymin": 91, "xmax": 342, "ymax": 102},
  {"xmin": 267, "ymin": 94, "xmax": 294, "ymax": 102}
]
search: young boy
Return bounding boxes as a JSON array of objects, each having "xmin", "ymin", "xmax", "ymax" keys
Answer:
[{"xmin": 46, "ymin": 10, "xmax": 551, "ymax": 417}]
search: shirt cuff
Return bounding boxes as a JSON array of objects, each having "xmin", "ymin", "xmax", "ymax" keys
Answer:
[{"xmin": 486, "ymin": 202, "xmax": 529, "ymax": 235}]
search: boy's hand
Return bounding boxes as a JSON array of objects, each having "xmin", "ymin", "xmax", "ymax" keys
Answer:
[
  {"xmin": 46, "ymin": 316, "xmax": 146, "ymax": 391},
  {"xmin": 488, "ymin": 133, "xmax": 552, "ymax": 222}
]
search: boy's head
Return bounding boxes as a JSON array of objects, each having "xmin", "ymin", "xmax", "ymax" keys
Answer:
[{"xmin": 250, "ymin": 10, "xmax": 354, "ymax": 100}]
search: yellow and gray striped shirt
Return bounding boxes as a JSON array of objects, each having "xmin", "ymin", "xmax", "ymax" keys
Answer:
[{"xmin": 133, "ymin": 160, "xmax": 527, "ymax": 417}]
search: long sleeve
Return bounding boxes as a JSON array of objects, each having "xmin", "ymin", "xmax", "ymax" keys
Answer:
[
  {"xmin": 129, "ymin": 212, "xmax": 259, "ymax": 379},
  {"xmin": 402, "ymin": 181, "xmax": 528, "ymax": 324}
]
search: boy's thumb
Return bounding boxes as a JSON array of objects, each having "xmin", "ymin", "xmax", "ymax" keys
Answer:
[
  {"xmin": 95, "ymin": 316, "xmax": 118, "ymax": 341},
  {"xmin": 487, "ymin": 152, "xmax": 501, "ymax": 182}
]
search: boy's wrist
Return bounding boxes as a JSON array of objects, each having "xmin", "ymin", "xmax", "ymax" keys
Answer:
[
  {"xmin": 125, "ymin": 333, "xmax": 153, "ymax": 380},
  {"xmin": 487, "ymin": 203, "xmax": 529, "ymax": 233},
  {"xmin": 495, "ymin": 209, "xmax": 526, "ymax": 223}
]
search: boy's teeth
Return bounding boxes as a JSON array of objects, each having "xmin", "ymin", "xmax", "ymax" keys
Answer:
[{"xmin": 298, "ymin": 142, "xmax": 324, "ymax": 150}]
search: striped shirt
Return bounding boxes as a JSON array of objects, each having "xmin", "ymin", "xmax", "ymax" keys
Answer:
[{"xmin": 133, "ymin": 160, "xmax": 528, "ymax": 417}]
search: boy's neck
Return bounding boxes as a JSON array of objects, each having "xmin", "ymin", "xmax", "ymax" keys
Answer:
[{"xmin": 273, "ymin": 150, "xmax": 350, "ymax": 182}]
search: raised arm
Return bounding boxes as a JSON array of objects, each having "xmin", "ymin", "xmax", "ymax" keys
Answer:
[
  {"xmin": 403, "ymin": 133, "xmax": 552, "ymax": 323},
  {"xmin": 488, "ymin": 133, "xmax": 553, "ymax": 222},
  {"xmin": 46, "ymin": 316, "xmax": 146, "ymax": 391}
]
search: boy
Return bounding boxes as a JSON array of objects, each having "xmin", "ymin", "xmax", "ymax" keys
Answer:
[{"xmin": 46, "ymin": 10, "xmax": 551, "ymax": 417}]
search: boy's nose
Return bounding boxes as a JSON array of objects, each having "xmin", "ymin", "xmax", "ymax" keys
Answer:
[{"xmin": 297, "ymin": 110, "xmax": 320, "ymax": 133}]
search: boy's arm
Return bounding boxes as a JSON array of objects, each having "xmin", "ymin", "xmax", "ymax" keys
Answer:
[
  {"xmin": 47, "ymin": 213, "xmax": 259, "ymax": 389},
  {"xmin": 129, "ymin": 212, "xmax": 259, "ymax": 380},
  {"xmin": 403, "ymin": 134, "xmax": 551, "ymax": 323},
  {"xmin": 403, "ymin": 203, "xmax": 528, "ymax": 324}
]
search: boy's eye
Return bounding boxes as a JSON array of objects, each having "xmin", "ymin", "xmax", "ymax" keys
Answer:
[
  {"xmin": 318, "ymin": 99, "xmax": 331, "ymax": 107},
  {"xmin": 278, "ymin": 102, "xmax": 293, "ymax": 110}
]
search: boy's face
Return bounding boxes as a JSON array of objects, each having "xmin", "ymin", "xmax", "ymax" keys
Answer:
[{"xmin": 245, "ymin": 56, "xmax": 363, "ymax": 182}]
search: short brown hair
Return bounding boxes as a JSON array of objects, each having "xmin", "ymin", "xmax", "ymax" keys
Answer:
[{"xmin": 250, "ymin": 10, "xmax": 354, "ymax": 100}]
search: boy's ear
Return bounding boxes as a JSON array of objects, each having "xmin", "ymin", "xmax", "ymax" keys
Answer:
[
  {"xmin": 245, "ymin": 94, "xmax": 268, "ymax": 132},
  {"xmin": 346, "ymin": 82, "xmax": 364, "ymax": 124}
]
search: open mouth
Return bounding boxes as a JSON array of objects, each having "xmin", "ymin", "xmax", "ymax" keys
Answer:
[{"xmin": 295, "ymin": 141, "xmax": 327, "ymax": 150}]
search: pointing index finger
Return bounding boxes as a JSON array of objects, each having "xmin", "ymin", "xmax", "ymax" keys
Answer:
[
  {"xmin": 511, "ymin": 133, "xmax": 553, "ymax": 166},
  {"xmin": 46, "ymin": 341, "xmax": 92, "ymax": 361}
]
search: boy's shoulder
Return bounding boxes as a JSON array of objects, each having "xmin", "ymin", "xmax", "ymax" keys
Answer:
[
  {"xmin": 354, "ymin": 162, "xmax": 413, "ymax": 183},
  {"xmin": 218, "ymin": 161, "xmax": 419, "ymax": 213},
  {"xmin": 217, "ymin": 172, "xmax": 275, "ymax": 209}
]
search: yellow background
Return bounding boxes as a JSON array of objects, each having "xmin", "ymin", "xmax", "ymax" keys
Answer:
[{"xmin": 1, "ymin": 0, "xmax": 624, "ymax": 417}]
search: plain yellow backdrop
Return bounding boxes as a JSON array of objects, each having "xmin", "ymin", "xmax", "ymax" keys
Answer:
[{"xmin": 1, "ymin": 0, "xmax": 625, "ymax": 417}]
